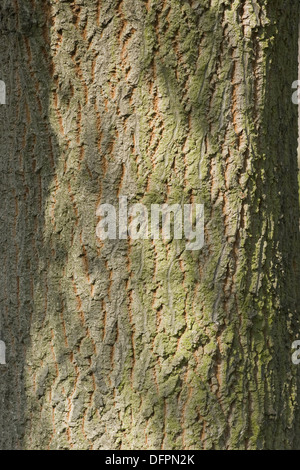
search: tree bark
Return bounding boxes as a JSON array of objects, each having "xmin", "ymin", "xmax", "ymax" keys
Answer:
[{"xmin": 0, "ymin": 0, "xmax": 300, "ymax": 450}]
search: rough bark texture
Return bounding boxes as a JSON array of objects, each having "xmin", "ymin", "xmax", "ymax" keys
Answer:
[{"xmin": 0, "ymin": 0, "xmax": 300, "ymax": 450}]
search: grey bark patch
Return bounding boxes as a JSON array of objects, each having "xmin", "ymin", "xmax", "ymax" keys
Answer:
[
  {"xmin": 0, "ymin": 81, "xmax": 6, "ymax": 105},
  {"xmin": 0, "ymin": 341, "xmax": 6, "ymax": 364}
]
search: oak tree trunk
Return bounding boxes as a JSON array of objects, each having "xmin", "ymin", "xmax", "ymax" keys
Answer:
[{"xmin": 0, "ymin": 0, "xmax": 300, "ymax": 450}]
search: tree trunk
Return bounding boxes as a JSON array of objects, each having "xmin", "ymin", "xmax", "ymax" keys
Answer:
[{"xmin": 0, "ymin": 0, "xmax": 300, "ymax": 450}]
